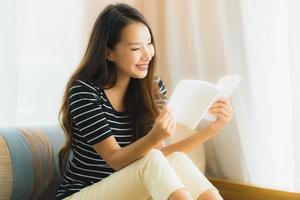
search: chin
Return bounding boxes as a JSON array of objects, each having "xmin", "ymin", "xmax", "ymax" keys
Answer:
[{"xmin": 132, "ymin": 71, "xmax": 148, "ymax": 79}]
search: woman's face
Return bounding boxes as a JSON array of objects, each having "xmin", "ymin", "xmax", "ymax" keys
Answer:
[{"xmin": 107, "ymin": 22, "xmax": 155, "ymax": 79}]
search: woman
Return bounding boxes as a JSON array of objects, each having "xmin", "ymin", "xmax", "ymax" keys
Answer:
[{"xmin": 56, "ymin": 3, "xmax": 232, "ymax": 200}]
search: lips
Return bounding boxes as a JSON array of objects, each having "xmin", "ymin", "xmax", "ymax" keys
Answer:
[{"xmin": 135, "ymin": 63, "xmax": 148, "ymax": 71}]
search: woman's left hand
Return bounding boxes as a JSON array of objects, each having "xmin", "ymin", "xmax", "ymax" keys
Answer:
[{"xmin": 207, "ymin": 97, "xmax": 233, "ymax": 134}]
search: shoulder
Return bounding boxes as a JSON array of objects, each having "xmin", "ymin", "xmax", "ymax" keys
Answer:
[
  {"xmin": 70, "ymin": 80, "xmax": 99, "ymax": 93},
  {"xmin": 68, "ymin": 80, "xmax": 102, "ymax": 102}
]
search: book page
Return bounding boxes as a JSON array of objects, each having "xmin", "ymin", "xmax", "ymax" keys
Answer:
[
  {"xmin": 203, "ymin": 75, "xmax": 242, "ymax": 121},
  {"xmin": 168, "ymin": 80, "xmax": 220, "ymax": 129}
]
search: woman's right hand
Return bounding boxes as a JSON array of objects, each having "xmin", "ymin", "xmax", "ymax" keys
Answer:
[{"xmin": 149, "ymin": 107, "xmax": 175, "ymax": 144}]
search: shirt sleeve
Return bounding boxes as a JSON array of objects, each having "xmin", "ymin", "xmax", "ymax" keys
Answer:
[
  {"xmin": 68, "ymin": 80, "xmax": 112, "ymax": 145},
  {"xmin": 155, "ymin": 76, "xmax": 168, "ymax": 108}
]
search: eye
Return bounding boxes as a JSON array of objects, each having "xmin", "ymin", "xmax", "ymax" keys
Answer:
[{"xmin": 131, "ymin": 48, "xmax": 140, "ymax": 51}]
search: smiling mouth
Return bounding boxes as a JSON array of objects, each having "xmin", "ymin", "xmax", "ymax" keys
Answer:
[{"xmin": 135, "ymin": 64, "xmax": 148, "ymax": 71}]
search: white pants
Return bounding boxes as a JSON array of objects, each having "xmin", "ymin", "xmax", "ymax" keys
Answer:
[{"xmin": 64, "ymin": 149, "xmax": 218, "ymax": 200}]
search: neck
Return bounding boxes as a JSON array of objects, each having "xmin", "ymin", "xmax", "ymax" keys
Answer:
[
  {"xmin": 114, "ymin": 74, "xmax": 130, "ymax": 93},
  {"xmin": 106, "ymin": 73, "xmax": 131, "ymax": 104}
]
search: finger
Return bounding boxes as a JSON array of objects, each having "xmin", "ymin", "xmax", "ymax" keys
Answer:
[
  {"xmin": 168, "ymin": 120, "xmax": 176, "ymax": 134},
  {"xmin": 209, "ymin": 108, "xmax": 231, "ymax": 119},
  {"xmin": 210, "ymin": 101, "xmax": 232, "ymax": 109},
  {"xmin": 215, "ymin": 98, "xmax": 232, "ymax": 108},
  {"xmin": 215, "ymin": 97, "xmax": 227, "ymax": 103},
  {"xmin": 211, "ymin": 109, "xmax": 230, "ymax": 122},
  {"xmin": 209, "ymin": 104, "xmax": 232, "ymax": 114},
  {"xmin": 158, "ymin": 106, "xmax": 167, "ymax": 116},
  {"xmin": 158, "ymin": 106, "xmax": 171, "ymax": 120},
  {"xmin": 161, "ymin": 106, "xmax": 169, "ymax": 113},
  {"xmin": 221, "ymin": 98, "xmax": 232, "ymax": 108},
  {"xmin": 160, "ymin": 108, "xmax": 173, "ymax": 122},
  {"xmin": 166, "ymin": 117, "xmax": 176, "ymax": 133},
  {"xmin": 216, "ymin": 113, "xmax": 230, "ymax": 123},
  {"xmin": 214, "ymin": 98, "xmax": 229, "ymax": 106},
  {"xmin": 162, "ymin": 112, "xmax": 174, "ymax": 128},
  {"xmin": 211, "ymin": 99, "xmax": 230, "ymax": 108},
  {"xmin": 158, "ymin": 108, "xmax": 172, "ymax": 123},
  {"xmin": 171, "ymin": 121, "xmax": 176, "ymax": 131},
  {"xmin": 209, "ymin": 102, "xmax": 225, "ymax": 110}
]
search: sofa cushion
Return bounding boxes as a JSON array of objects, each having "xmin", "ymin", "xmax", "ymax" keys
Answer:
[
  {"xmin": 0, "ymin": 126, "xmax": 65, "ymax": 200},
  {"xmin": 0, "ymin": 134, "xmax": 13, "ymax": 200}
]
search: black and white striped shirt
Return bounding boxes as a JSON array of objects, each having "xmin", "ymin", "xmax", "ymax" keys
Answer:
[{"xmin": 56, "ymin": 77, "xmax": 167, "ymax": 199}]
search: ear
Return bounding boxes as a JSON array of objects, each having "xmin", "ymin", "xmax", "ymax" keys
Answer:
[{"xmin": 106, "ymin": 48, "xmax": 115, "ymax": 62}]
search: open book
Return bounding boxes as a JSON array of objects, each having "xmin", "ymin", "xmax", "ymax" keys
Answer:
[{"xmin": 167, "ymin": 75, "xmax": 242, "ymax": 129}]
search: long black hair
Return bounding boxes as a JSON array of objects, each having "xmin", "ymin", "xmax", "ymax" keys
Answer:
[{"xmin": 58, "ymin": 3, "xmax": 161, "ymax": 174}]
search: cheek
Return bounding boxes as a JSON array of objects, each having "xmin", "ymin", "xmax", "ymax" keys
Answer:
[
  {"xmin": 116, "ymin": 52, "xmax": 140, "ymax": 71},
  {"xmin": 149, "ymin": 46, "xmax": 155, "ymax": 58},
  {"xmin": 125, "ymin": 54, "xmax": 140, "ymax": 67},
  {"xmin": 117, "ymin": 51, "xmax": 137, "ymax": 64}
]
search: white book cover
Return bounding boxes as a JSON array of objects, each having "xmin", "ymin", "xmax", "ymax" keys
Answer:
[{"xmin": 167, "ymin": 75, "xmax": 242, "ymax": 129}]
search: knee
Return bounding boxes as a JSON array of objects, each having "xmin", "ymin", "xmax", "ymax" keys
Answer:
[
  {"xmin": 144, "ymin": 149, "xmax": 165, "ymax": 164},
  {"xmin": 168, "ymin": 151, "xmax": 189, "ymax": 161},
  {"xmin": 139, "ymin": 149, "xmax": 168, "ymax": 175},
  {"xmin": 198, "ymin": 189, "xmax": 223, "ymax": 200}
]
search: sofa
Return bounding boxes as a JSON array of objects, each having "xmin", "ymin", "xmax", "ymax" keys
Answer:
[
  {"xmin": 0, "ymin": 125, "xmax": 205, "ymax": 200},
  {"xmin": 0, "ymin": 126, "xmax": 65, "ymax": 200}
]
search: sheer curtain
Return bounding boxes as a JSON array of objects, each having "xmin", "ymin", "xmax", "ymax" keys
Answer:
[
  {"xmin": 0, "ymin": 0, "xmax": 86, "ymax": 127},
  {"xmin": 235, "ymin": 0, "xmax": 295, "ymax": 191},
  {"xmin": 216, "ymin": 0, "xmax": 299, "ymax": 191}
]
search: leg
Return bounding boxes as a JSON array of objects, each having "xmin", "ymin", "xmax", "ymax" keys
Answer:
[
  {"xmin": 167, "ymin": 152, "xmax": 223, "ymax": 200},
  {"xmin": 197, "ymin": 189, "xmax": 223, "ymax": 200},
  {"xmin": 64, "ymin": 149, "xmax": 189, "ymax": 200},
  {"xmin": 168, "ymin": 189, "xmax": 193, "ymax": 200}
]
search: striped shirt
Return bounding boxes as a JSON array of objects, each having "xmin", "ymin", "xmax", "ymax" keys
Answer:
[{"xmin": 56, "ymin": 77, "xmax": 167, "ymax": 199}]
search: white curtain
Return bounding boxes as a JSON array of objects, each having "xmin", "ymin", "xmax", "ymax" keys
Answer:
[
  {"xmin": 237, "ymin": 0, "xmax": 295, "ymax": 191},
  {"xmin": 0, "ymin": 0, "xmax": 86, "ymax": 127},
  {"xmin": 201, "ymin": 0, "xmax": 299, "ymax": 192}
]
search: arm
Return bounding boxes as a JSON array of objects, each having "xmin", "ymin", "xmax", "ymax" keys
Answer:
[
  {"xmin": 93, "ymin": 107, "xmax": 175, "ymax": 171},
  {"xmin": 159, "ymin": 97, "xmax": 233, "ymax": 156},
  {"xmin": 93, "ymin": 132, "xmax": 157, "ymax": 171},
  {"xmin": 159, "ymin": 126, "xmax": 216, "ymax": 156}
]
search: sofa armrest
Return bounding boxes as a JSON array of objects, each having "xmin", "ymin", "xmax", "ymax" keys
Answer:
[{"xmin": 0, "ymin": 126, "xmax": 65, "ymax": 200}]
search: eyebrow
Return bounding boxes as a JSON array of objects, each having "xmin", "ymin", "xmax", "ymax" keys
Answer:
[{"xmin": 127, "ymin": 37, "xmax": 151, "ymax": 45}]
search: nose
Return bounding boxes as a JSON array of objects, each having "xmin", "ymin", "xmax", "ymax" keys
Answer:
[{"xmin": 142, "ymin": 46, "xmax": 152, "ymax": 62}]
